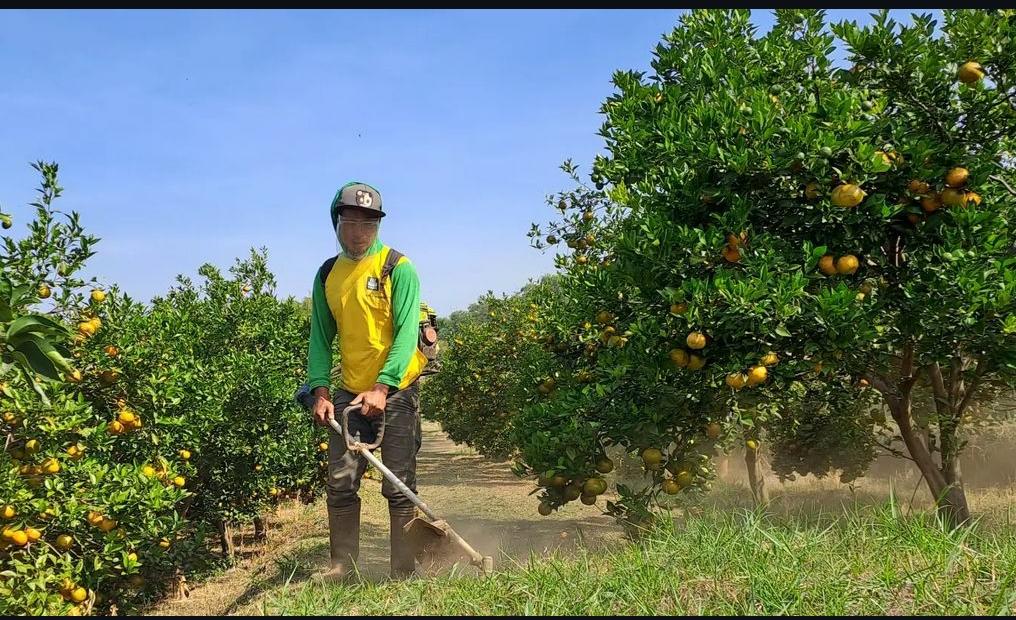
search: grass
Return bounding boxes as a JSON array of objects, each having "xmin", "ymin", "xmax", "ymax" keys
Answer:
[{"xmin": 260, "ymin": 499, "xmax": 1016, "ymax": 615}]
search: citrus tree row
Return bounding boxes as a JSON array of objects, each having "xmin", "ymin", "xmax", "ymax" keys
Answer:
[
  {"xmin": 0, "ymin": 163, "xmax": 327, "ymax": 615},
  {"xmin": 523, "ymin": 9, "xmax": 1015, "ymax": 527}
]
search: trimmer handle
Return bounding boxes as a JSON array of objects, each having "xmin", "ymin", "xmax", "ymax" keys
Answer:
[{"xmin": 328, "ymin": 403, "xmax": 385, "ymax": 451}]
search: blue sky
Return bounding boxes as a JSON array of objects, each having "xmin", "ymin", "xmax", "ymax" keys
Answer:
[{"xmin": 0, "ymin": 9, "xmax": 942, "ymax": 315}]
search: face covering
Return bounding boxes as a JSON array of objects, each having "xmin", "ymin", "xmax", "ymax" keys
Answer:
[{"xmin": 336, "ymin": 218, "xmax": 378, "ymax": 261}]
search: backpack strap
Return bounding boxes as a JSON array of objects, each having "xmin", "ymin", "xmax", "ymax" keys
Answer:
[
  {"xmin": 317, "ymin": 256, "xmax": 338, "ymax": 286},
  {"xmin": 381, "ymin": 248, "xmax": 404, "ymax": 284}
]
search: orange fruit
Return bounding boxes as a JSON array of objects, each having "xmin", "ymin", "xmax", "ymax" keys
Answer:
[
  {"xmin": 804, "ymin": 182, "xmax": 820, "ymax": 200},
  {"xmin": 746, "ymin": 439, "xmax": 759, "ymax": 451},
  {"xmin": 726, "ymin": 373, "xmax": 747, "ymax": 390},
  {"xmin": 41, "ymin": 458, "xmax": 61, "ymax": 474},
  {"xmin": 70, "ymin": 586, "xmax": 88, "ymax": 603},
  {"xmin": 98, "ymin": 518, "xmax": 117, "ymax": 533},
  {"xmin": 0, "ymin": 505, "xmax": 14, "ymax": 520},
  {"xmin": 760, "ymin": 352, "xmax": 779, "ymax": 366},
  {"xmin": 538, "ymin": 502, "xmax": 553, "ymax": 516},
  {"xmin": 595, "ymin": 310, "xmax": 613, "ymax": 325},
  {"xmin": 108, "ymin": 420, "xmax": 125, "ymax": 435},
  {"xmin": 908, "ymin": 179, "xmax": 930, "ymax": 195},
  {"xmin": 669, "ymin": 348, "xmax": 689, "ymax": 368},
  {"xmin": 747, "ymin": 365, "xmax": 768, "ymax": 386},
  {"xmin": 117, "ymin": 410, "xmax": 135, "ymax": 425},
  {"xmin": 722, "ymin": 245, "xmax": 741, "ymax": 263},
  {"xmin": 141, "ymin": 465, "xmax": 156, "ymax": 478},
  {"xmin": 582, "ymin": 477, "xmax": 608, "ymax": 496},
  {"xmin": 831, "ymin": 183, "xmax": 865, "ymax": 208},
  {"xmin": 37, "ymin": 284, "xmax": 51, "ymax": 299},
  {"xmin": 836, "ymin": 255, "xmax": 859, "ymax": 275},
  {"xmin": 662, "ymin": 479, "xmax": 681, "ymax": 495},
  {"xmin": 158, "ymin": 538, "xmax": 171, "ymax": 550},
  {"xmin": 641, "ymin": 448, "xmax": 663, "ymax": 469},
  {"xmin": 686, "ymin": 331, "xmax": 707, "ymax": 350},
  {"xmin": 55, "ymin": 534, "xmax": 73, "ymax": 550},
  {"xmin": 179, "ymin": 449, "xmax": 191, "ymax": 460},
  {"xmin": 687, "ymin": 354, "xmax": 706, "ymax": 371},
  {"xmin": 10, "ymin": 530, "xmax": 28, "ymax": 546},
  {"xmin": 669, "ymin": 302, "xmax": 688, "ymax": 315},
  {"xmin": 104, "ymin": 345, "xmax": 119, "ymax": 357},
  {"xmin": 957, "ymin": 61, "xmax": 984, "ymax": 84},
  {"xmin": 25, "ymin": 527, "xmax": 41, "ymax": 543},
  {"xmin": 941, "ymin": 187, "xmax": 966, "ymax": 207},
  {"xmin": 77, "ymin": 322, "xmax": 96, "ymax": 337},
  {"xmin": 920, "ymin": 194, "xmax": 942, "ymax": 213},
  {"xmin": 818, "ymin": 255, "xmax": 837, "ymax": 276},
  {"xmin": 595, "ymin": 458, "xmax": 614, "ymax": 474},
  {"xmin": 173, "ymin": 476, "xmax": 186, "ymax": 488},
  {"xmin": 965, "ymin": 191, "xmax": 982, "ymax": 207},
  {"xmin": 90, "ymin": 289, "xmax": 106, "ymax": 303}
]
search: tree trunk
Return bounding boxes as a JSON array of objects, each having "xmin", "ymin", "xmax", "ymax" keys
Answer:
[
  {"xmin": 218, "ymin": 519, "xmax": 235, "ymax": 557},
  {"xmin": 253, "ymin": 515, "xmax": 267, "ymax": 543},
  {"xmin": 744, "ymin": 435, "xmax": 769, "ymax": 507},
  {"xmin": 928, "ymin": 361, "xmax": 973, "ymax": 526}
]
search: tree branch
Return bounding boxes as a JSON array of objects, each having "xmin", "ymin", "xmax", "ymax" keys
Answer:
[
  {"xmin": 989, "ymin": 174, "xmax": 1016, "ymax": 198},
  {"xmin": 873, "ymin": 436, "xmax": 915, "ymax": 462},
  {"xmin": 957, "ymin": 360, "xmax": 987, "ymax": 418},
  {"xmin": 927, "ymin": 362, "xmax": 954, "ymax": 434}
]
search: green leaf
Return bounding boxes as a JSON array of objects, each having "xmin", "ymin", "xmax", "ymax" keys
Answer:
[
  {"xmin": 7, "ymin": 314, "xmax": 66, "ymax": 340},
  {"xmin": 12, "ymin": 337, "xmax": 62, "ymax": 381},
  {"xmin": 775, "ymin": 324, "xmax": 791, "ymax": 338}
]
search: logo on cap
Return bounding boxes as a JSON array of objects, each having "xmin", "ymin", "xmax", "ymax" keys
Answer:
[{"xmin": 356, "ymin": 190, "xmax": 374, "ymax": 208}]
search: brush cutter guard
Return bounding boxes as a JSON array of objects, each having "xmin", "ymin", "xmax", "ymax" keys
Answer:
[{"xmin": 328, "ymin": 404, "xmax": 493, "ymax": 575}]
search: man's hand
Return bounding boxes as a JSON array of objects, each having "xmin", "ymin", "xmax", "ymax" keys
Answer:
[
  {"xmin": 352, "ymin": 383, "xmax": 389, "ymax": 418},
  {"xmin": 311, "ymin": 387, "xmax": 334, "ymax": 427}
]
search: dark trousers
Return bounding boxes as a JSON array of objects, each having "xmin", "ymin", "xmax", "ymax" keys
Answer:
[{"xmin": 326, "ymin": 382, "xmax": 422, "ymax": 511}]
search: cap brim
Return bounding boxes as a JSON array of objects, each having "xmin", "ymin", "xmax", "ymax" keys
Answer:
[{"xmin": 337, "ymin": 205, "xmax": 385, "ymax": 218}]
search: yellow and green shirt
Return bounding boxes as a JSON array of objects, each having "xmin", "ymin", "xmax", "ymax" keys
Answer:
[{"xmin": 307, "ymin": 238, "xmax": 427, "ymax": 394}]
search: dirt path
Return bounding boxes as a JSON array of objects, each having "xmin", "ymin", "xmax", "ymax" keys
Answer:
[{"xmin": 148, "ymin": 421, "xmax": 621, "ymax": 616}]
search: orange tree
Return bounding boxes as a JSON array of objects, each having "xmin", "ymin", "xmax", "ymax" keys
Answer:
[
  {"xmin": 527, "ymin": 9, "xmax": 1015, "ymax": 526},
  {"xmin": 72, "ymin": 249, "xmax": 325, "ymax": 557},
  {"xmin": 2, "ymin": 163, "xmax": 324, "ymax": 615},
  {"xmin": 1, "ymin": 163, "xmax": 190, "ymax": 615},
  {"xmin": 421, "ymin": 277, "xmax": 558, "ymax": 460}
]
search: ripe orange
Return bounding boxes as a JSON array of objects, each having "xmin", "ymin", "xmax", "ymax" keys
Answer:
[
  {"xmin": 836, "ymin": 255, "xmax": 859, "ymax": 275},
  {"xmin": 747, "ymin": 365, "xmax": 768, "ymax": 386},
  {"xmin": 90, "ymin": 289, "xmax": 106, "ymax": 303},
  {"xmin": 746, "ymin": 439, "xmax": 759, "ymax": 451},
  {"xmin": 686, "ymin": 331, "xmax": 707, "ymax": 350},
  {"xmin": 56, "ymin": 534, "xmax": 73, "ymax": 550},
  {"xmin": 726, "ymin": 373, "xmax": 747, "ymax": 390},
  {"xmin": 760, "ymin": 352, "xmax": 779, "ymax": 366},
  {"xmin": 662, "ymin": 479, "xmax": 681, "ymax": 495},
  {"xmin": 669, "ymin": 302, "xmax": 687, "ymax": 315},
  {"xmin": 907, "ymin": 179, "xmax": 930, "ymax": 195},
  {"xmin": 722, "ymin": 245, "xmax": 741, "ymax": 263},
  {"xmin": 831, "ymin": 184, "xmax": 865, "ymax": 208},
  {"xmin": 687, "ymin": 354, "xmax": 706, "ymax": 371},
  {"xmin": 37, "ymin": 284, "xmax": 51, "ymax": 299},
  {"xmin": 957, "ymin": 61, "xmax": 984, "ymax": 84},
  {"xmin": 818, "ymin": 255, "xmax": 837, "ymax": 276},
  {"xmin": 104, "ymin": 345, "xmax": 119, "ymax": 357}
]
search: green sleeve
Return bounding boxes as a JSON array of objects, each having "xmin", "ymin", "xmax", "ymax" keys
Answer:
[
  {"xmin": 377, "ymin": 259, "xmax": 420, "ymax": 389},
  {"xmin": 307, "ymin": 273, "xmax": 337, "ymax": 391}
]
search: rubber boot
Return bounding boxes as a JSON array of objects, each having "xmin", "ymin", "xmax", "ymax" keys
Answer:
[
  {"xmin": 389, "ymin": 506, "xmax": 417, "ymax": 580},
  {"xmin": 313, "ymin": 500, "xmax": 360, "ymax": 583}
]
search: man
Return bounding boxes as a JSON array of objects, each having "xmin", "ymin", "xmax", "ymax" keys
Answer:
[{"xmin": 306, "ymin": 181, "xmax": 428, "ymax": 581}]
